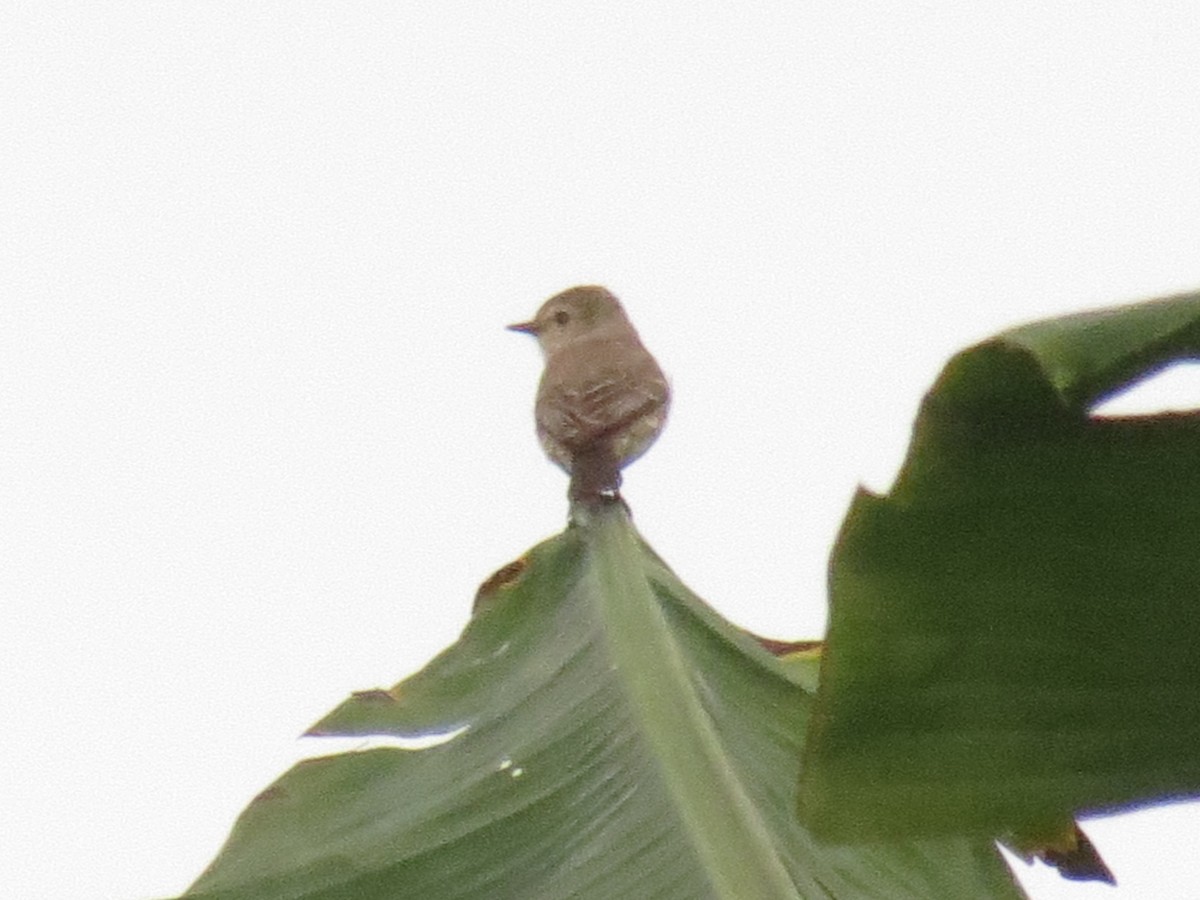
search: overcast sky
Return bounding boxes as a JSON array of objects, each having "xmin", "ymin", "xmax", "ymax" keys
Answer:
[{"xmin": 5, "ymin": 5, "xmax": 1200, "ymax": 899}]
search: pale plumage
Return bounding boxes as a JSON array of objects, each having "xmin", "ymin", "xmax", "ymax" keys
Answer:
[{"xmin": 509, "ymin": 286, "xmax": 669, "ymax": 500}]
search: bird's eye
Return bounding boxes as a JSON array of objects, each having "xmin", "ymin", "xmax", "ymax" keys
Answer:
[{"xmin": 553, "ymin": 310, "xmax": 570, "ymax": 326}]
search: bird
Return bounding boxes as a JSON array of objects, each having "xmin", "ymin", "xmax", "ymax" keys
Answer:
[{"xmin": 508, "ymin": 286, "xmax": 670, "ymax": 502}]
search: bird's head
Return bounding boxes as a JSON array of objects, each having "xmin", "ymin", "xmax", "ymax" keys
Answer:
[{"xmin": 508, "ymin": 286, "xmax": 633, "ymax": 358}]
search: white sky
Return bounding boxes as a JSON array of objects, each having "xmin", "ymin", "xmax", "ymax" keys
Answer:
[{"xmin": 5, "ymin": 5, "xmax": 1200, "ymax": 899}]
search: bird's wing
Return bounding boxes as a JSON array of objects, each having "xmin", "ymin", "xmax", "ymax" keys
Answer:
[{"xmin": 538, "ymin": 348, "xmax": 668, "ymax": 452}]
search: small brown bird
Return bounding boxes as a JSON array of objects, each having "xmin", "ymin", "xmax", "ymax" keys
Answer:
[{"xmin": 509, "ymin": 286, "xmax": 670, "ymax": 501}]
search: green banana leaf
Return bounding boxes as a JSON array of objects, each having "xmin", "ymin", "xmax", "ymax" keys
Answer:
[
  {"xmin": 798, "ymin": 289, "xmax": 1200, "ymax": 841},
  {"xmin": 179, "ymin": 502, "xmax": 1023, "ymax": 899}
]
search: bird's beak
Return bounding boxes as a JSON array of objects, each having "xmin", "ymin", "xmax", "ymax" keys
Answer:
[{"xmin": 507, "ymin": 320, "xmax": 538, "ymax": 335}]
